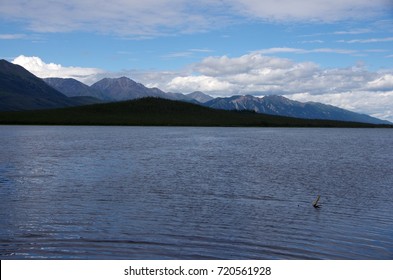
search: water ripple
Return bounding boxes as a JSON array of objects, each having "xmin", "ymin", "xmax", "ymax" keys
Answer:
[{"xmin": 1, "ymin": 126, "xmax": 393, "ymax": 259}]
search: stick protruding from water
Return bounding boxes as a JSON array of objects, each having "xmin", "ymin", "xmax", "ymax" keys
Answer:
[{"xmin": 313, "ymin": 195, "xmax": 321, "ymax": 208}]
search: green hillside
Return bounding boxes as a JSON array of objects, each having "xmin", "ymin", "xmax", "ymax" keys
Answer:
[{"xmin": 0, "ymin": 97, "xmax": 391, "ymax": 127}]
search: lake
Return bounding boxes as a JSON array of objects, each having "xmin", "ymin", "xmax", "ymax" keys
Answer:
[{"xmin": 0, "ymin": 126, "xmax": 392, "ymax": 259}]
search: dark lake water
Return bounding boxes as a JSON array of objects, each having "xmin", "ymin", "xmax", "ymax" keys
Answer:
[{"xmin": 0, "ymin": 126, "xmax": 392, "ymax": 259}]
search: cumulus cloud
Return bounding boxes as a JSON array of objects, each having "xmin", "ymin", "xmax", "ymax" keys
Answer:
[
  {"xmin": 12, "ymin": 55, "xmax": 104, "ymax": 84},
  {"xmin": 367, "ymin": 74, "xmax": 393, "ymax": 91},
  {"xmin": 167, "ymin": 76, "xmax": 234, "ymax": 93},
  {"xmin": 163, "ymin": 53, "xmax": 376, "ymax": 96},
  {"xmin": 0, "ymin": 0, "xmax": 390, "ymax": 36},
  {"xmin": 194, "ymin": 54, "xmax": 294, "ymax": 77}
]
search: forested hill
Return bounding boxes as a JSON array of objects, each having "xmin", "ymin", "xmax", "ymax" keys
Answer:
[{"xmin": 0, "ymin": 97, "xmax": 391, "ymax": 128}]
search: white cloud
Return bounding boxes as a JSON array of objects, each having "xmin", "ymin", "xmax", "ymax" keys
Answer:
[
  {"xmin": 161, "ymin": 52, "xmax": 194, "ymax": 59},
  {"xmin": 167, "ymin": 76, "xmax": 234, "ymax": 93},
  {"xmin": 194, "ymin": 54, "xmax": 294, "ymax": 77},
  {"xmin": 189, "ymin": 49, "xmax": 214, "ymax": 53},
  {"xmin": 0, "ymin": 0, "xmax": 391, "ymax": 36},
  {"xmin": 161, "ymin": 49, "xmax": 214, "ymax": 59},
  {"xmin": 12, "ymin": 55, "xmax": 104, "ymax": 84},
  {"xmin": 367, "ymin": 74, "xmax": 393, "ymax": 91},
  {"xmin": 173, "ymin": 53, "xmax": 374, "ymax": 96},
  {"xmin": 229, "ymin": 0, "xmax": 390, "ymax": 22},
  {"xmin": 333, "ymin": 28, "xmax": 372, "ymax": 35},
  {"xmin": 0, "ymin": 33, "xmax": 25, "ymax": 40},
  {"xmin": 256, "ymin": 47, "xmax": 357, "ymax": 55},
  {"xmin": 301, "ymin": 40, "xmax": 324, "ymax": 44},
  {"xmin": 339, "ymin": 37, "xmax": 393, "ymax": 44},
  {"xmin": 0, "ymin": 0, "xmax": 230, "ymax": 36}
]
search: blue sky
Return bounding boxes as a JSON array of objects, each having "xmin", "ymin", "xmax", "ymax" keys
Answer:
[{"xmin": 1, "ymin": 0, "xmax": 393, "ymax": 120}]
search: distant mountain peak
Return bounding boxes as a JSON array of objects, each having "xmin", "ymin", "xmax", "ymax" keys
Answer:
[
  {"xmin": 263, "ymin": 95, "xmax": 289, "ymax": 101},
  {"xmin": 44, "ymin": 77, "xmax": 108, "ymax": 100},
  {"xmin": 90, "ymin": 77, "xmax": 190, "ymax": 101},
  {"xmin": 186, "ymin": 91, "xmax": 214, "ymax": 103},
  {"xmin": 204, "ymin": 94, "xmax": 390, "ymax": 124}
]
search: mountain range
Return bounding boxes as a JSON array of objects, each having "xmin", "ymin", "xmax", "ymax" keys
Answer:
[
  {"xmin": 0, "ymin": 59, "xmax": 390, "ymax": 124},
  {"xmin": 44, "ymin": 76, "xmax": 213, "ymax": 104},
  {"xmin": 205, "ymin": 95, "xmax": 388, "ymax": 124},
  {"xmin": 44, "ymin": 75, "xmax": 390, "ymax": 124}
]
